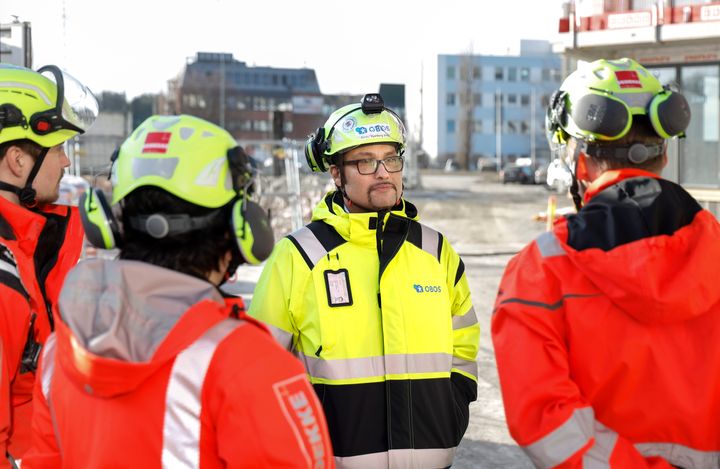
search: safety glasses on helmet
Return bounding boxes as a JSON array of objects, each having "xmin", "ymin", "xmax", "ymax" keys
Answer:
[{"xmin": 30, "ymin": 65, "xmax": 98, "ymax": 136}]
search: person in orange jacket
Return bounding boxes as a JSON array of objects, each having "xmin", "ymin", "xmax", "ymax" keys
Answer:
[
  {"xmin": 493, "ymin": 58, "xmax": 720, "ymax": 468},
  {"xmin": 22, "ymin": 114, "xmax": 334, "ymax": 468},
  {"xmin": 0, "ymin": 64, "xmax": 97, "ymax": 467}
]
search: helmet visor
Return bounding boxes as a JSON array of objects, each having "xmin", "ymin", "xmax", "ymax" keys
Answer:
[{"xmin": 36, "ymin": 65, "xmax": 98, "ymax": 134}]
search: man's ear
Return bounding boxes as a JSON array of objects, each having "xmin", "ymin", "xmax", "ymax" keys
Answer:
[
  {"xmin": 329, "ymin": 164, "xmax": 342, "ymax": 187},
  {"xmin": 576, "ymin": 153, "xmax": 590, "ymax": 182},
  {"xmin": 3, "ymin": 145, "xmax": 27, "ymax": 177}
]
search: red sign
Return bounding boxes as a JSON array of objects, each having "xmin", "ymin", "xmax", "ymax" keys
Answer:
[
  {"xmin": 615, "ymin": 71, "xmax": 642, "ymax": 89},
  {"xmin": 142, "ymin": 132, "xmax": 172, "ymax": 153}
]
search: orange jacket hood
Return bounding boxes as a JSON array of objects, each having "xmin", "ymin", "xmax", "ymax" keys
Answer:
[
  {"xmin": 55, "ymin": 259, "xmax": 233, "ymax": 398},
  {"xmin": 553, "ymin": 170, "xmax": 720, "ymax": 324}
]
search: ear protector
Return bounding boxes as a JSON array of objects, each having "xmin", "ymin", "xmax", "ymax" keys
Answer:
[
  {"xmin": 547, "ymin": 87, "xmax": 690, "ymax": 145},
  {"xmin": 304, "ymin": 93, "xmax": 406, "ymax": 173},
  {"xmin": 79, "ymin": 146, "xmax": 275, "ymax": 265}
]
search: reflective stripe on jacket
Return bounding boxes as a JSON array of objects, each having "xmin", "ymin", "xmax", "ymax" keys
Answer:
[
  {"xmin": 493, "ymin": 170, "xmax": 720, "ymax": 468},
  {"xmin": 22, "ymin": 260, "xmax": 335, "ymax": 469},
  {"xmin": 249, "ymin": 191, "xmax": 479, "ymax": 469},
  {"xmin": 0, "ymin": 197, "xmax": 83, "ymax": 461}
]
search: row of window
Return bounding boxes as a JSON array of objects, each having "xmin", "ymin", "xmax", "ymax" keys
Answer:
[
  {"xmin": 446, "ymin": 65, "xmax": 562, "ymax": 83},
  {"xmin": 446, "ymin": 92, "xmax": 550, "ymax": 108},
  {"xmin": 224, "ymin": 120, "xmax": 294, "ymax": 133},
  {"xmin": 446, "ymin": 119, "xmax": 536, "ymax": 135},
  {"xmin": 227, "ymin": 71, "xmax": 312, "ymax": 88},
  {"xmin": 182, "ymin": 94, "xmax": 293, "ymax": 112}
]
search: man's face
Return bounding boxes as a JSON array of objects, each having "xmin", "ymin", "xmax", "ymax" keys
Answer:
[
  {"xmin": 31, "ymin": 144, "xmax": 71, "ymax": 203},
  {"xmin": 330, "ymin": 143, "xmax": 403, "ymax": 213}
]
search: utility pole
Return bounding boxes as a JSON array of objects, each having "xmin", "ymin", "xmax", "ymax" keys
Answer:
[
  {"xmin": 419, "ymin": 61, "xmax": 424, "ymax": 150},
  {"xmin": 495, "ymin": 88, "xmax": 503, "ymax": 172},
  {"xmin": 530, "ymin": 87, "xmax": 536, "ymax": 167}
]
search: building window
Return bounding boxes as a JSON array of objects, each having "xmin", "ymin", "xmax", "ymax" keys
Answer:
[
  {"xmin": 679, "ymin": 64, "xmax": 719, "ymax": 187},
  {"xmin": 240, "ymin": 120, "xmax": 252, "ymax": 131},
  {"xmin": 521, "ymin": 94, "xmax": 530, "ymax": 106},
  {"xmin": 473, "ymin": 120, "xmax": 483, "ymax": 133},
  {"xmin": 447, "ymin": 119, "xmax": 456, "ymax": 133},
  {"xmin": 473, "ymin": 93, "xmax": 482, "ymax": 107},
  {"xmin": 507, "ymin": 121, "xmax": 517, "ymax": 134},
  {"xmin": 521, "ymin": 122, "xmax": 530, "ymax": 134},
  {"xmin": 508, "ymin": 67, "xmax": 517, "ymax": 82},
  {"xmin": 447, "ymin": 66, "xmax": 456, "ymax": 80},
  {"xmin": 473, "ymin": 66, "xmax": 481, "ymax": 80},
  {"xmin": 256, "ymin": 120, "xmax": 272, "ymax": 132},
  {"xmin": 521, "ymin": 67, "xmax": 530, "ymax": 82},
  {"xmin": 283, "ymin": 121, "xmax": 294, "ymax": 133},
  {"xmin": 447, "ymin": 93, "xmax": 456, "ymax": 106},
  {"xmin": 507, "ymin": 94, "xmax": 517, "ymax": 106},
  {"xmin": 495, "ymin": 67, "xmax": 504, "ymax": 81}
]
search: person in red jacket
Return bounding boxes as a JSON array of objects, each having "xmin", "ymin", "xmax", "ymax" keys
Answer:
[
  {"xmin": 23, "ymin": 114, "xmax": 334, "ymax": 468},
  {"xmin": 493, "ymin": 58, "xmax": 720, "ymax": 468},
  {"xmin": 0, "ymin": 64, "xmax": 97, "ymax": 466}
]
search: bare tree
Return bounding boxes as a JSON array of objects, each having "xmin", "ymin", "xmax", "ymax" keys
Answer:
[{"xmin": 456, "ymin": 48, "xmax": 474, "ymax": 171}]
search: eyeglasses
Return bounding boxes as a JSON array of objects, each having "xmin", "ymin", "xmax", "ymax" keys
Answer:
[{"xmin": 344, "ymin": 156, "xmax": 404, "ymax": 175}]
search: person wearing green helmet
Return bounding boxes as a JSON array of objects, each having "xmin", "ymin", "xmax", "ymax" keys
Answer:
[
  {"xmin": 493, "ymin": 58, "xmax": 720, "ymax": 467},
  {"xmin": 0, "ymin": 63, "xmax": 97, "ymax": 466},
  {"xmin": 23, "ymin": 114, "xmax": 334, "ymax": 468},
  {"xmin": 249, "ymin": 94, "xmax": 479, "ymax": 468}
]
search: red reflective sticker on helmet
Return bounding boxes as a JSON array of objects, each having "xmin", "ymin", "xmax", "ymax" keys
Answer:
[
  {"xmin": 615, "ymin": 71, "xmax": 642, "ymax": 88},
  {"xmin": 142, "ymin": 132, "xmax": 172, "ymax": 153},
  {"xmin": 36, "ymin": 120, "xmax": 51, "ymax": 132},
  {"xmin": 273, "ymin": 374, "xmax": 330, "ymax": 468}
]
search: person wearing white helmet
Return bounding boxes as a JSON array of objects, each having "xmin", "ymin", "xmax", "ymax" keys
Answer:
[
  {"xmin": 250, "ymin": 94, "xmax": 479, "ymax": 469},
  {"xmin": 0, "ymin": 63, "xmax": 97, "ymax": 467},
  {"xmin": 493, "ymin": 58, "xmax": 720, "ymax": 468}
]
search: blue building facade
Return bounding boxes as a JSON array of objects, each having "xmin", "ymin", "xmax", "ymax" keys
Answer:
[{"xmin": 437, "ymin": 40, "xmax": 562, "ymax": 169}]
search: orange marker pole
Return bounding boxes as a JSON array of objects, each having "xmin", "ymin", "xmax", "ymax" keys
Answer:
[{"xmin": 546, "ymin": 195, "xmax": 557, "ymax": 232}]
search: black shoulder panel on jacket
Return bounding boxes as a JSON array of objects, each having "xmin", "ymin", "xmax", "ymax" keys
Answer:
[
  {"xmin": 0, "ymin": 215, "xmax": 15, "ymax": 240},
  {"xmin": 566, "ymin": 177, "xmax": 702, "ymax": 252},
  {"xmin": 0, "ymin": 244, "xmax": 28, "ymax": 300},
  {"xmin": 287, "ymin": 221, "xmax": 347, "ymax": 270},
  {"xmin": 307, "ymin": 221, "xmax": 346, "ymax": 253}
]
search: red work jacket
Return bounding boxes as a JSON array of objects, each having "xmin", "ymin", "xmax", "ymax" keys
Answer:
[
  {"xmin": 0, "ymin": 197, "xmax": 82, "ymax": 464},
  {"xmin": 493, "ymin": 170, "xmax": 720, "ymax": 468}
]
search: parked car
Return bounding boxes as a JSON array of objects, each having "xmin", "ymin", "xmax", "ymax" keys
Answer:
[
  {"xmin": 500, "ymin": 163, "xmax": 535, "ymax": 184},
  {"xmin": 546, "ymin": 158, "xmax": 573, "ymax": 193}
]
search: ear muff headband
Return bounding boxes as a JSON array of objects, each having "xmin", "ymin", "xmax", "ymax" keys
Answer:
[
  {"xmin": 304, "ymin": 127, "xmax": 328, "ymax": 173},
  {"xmin": 571, "ymin": 92, "xmax": 631, "ymax": 140},
  {"xmin": 231, "ymin": 197, "xmax": 274, "ymax": 265},
  {"xmin": 554, "ymin": 88, "xmax": 690, "ymax": 142},
  {"xmin": 79, "ymin": 188, "xmax": 121, "ymax": 249},
  {"xmin": 649, "ymin": 91, "xmax": 691, "ymax": 139}
]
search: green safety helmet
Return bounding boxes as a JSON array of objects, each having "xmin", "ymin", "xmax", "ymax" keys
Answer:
[
  {"xmin": 546, "ymin": 58, "xmax": 690, "ymax": 147},
  {"xmin": 110, "ymin": 114, "xmax": 246, "ymax": 206},
  {"xmin": 0, "ymin": 64, "xmax": 98, "ymax": 148},
  {"xmin": 80, "ymin": 114, "xmax": 274, "ymax": 265},
  {"xmin": 305, "ymin": 93, "xmax": 406, "ymax": 172}
]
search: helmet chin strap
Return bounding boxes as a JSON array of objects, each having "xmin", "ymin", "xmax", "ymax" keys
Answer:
[
  {"xmin": 568, "ymin": 143, "xmax": 584, "ymax": 212},
  {"xmin": 0, "ymin": 147, "xmax": 49, "ymax": 208}
]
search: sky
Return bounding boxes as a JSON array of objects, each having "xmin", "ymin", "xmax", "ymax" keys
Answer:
[{"xmin": 1, "ymin": 0, "xmax": 563, "ymax": 155}]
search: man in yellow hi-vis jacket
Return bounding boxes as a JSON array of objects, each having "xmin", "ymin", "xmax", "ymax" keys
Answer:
[{"xmin": 249, "ymin": 94, "xmax": 479, "ymax": 469}]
